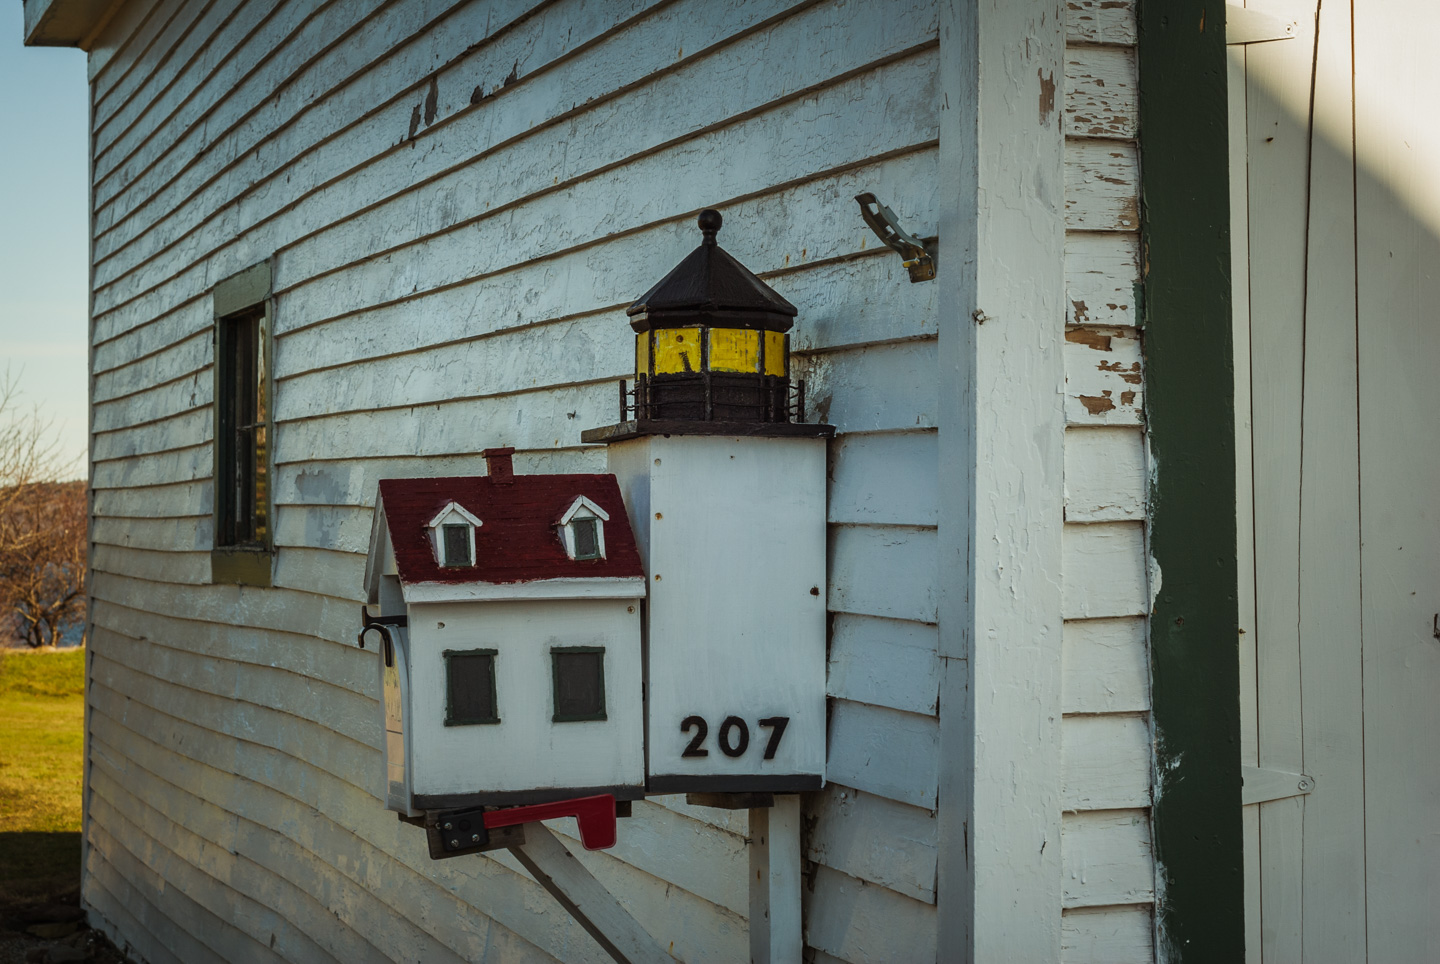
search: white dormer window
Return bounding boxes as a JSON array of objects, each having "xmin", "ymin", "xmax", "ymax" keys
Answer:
[
  {"xmin": 427, "ymin": 501, "xmax": 483, "ymax": 567},
  {"xmin": 557, "ymin": 496, "xmax": 609, "ymax": 561}
]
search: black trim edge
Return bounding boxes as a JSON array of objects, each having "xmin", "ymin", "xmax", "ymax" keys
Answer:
[{"xmin": 645, "ymin": 774, "xmax": 823, "ymax": 794}]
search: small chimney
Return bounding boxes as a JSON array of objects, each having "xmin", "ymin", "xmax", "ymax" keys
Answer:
[{"xmin": 483, "ymin": 447, "xmax": 515, "ymax": 483}]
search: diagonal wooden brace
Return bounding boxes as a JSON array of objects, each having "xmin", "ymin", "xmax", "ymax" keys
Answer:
[{"xmin": 509, "ymin": 822, "xmax": 675, "ymax": 964}]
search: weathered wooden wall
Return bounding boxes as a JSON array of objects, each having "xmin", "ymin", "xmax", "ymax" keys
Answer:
[
  {"xmin": 83, "ymin": 0, "xmax": 1156, "ymax": 960},
  {"xmin": 1059, "ymin": 1, "xmax": 1155, "ymax": 960},
  {"xmin": 84, "ymin": 0, "xmax": 944, "ymax": 960}
]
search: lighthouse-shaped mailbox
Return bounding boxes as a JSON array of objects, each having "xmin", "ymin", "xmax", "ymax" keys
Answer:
[
  {"xmin": 584, "ymin": 210, "xmax": 833, "ymax": 793},
  {"xmin": 360, "ymin": 448, "xmax": 647, "ymax": 825}
]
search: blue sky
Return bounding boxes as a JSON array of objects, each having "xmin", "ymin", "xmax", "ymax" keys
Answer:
[{"xmin": 1, "ymin": 5, "xmax": 91, "ymax": 473}]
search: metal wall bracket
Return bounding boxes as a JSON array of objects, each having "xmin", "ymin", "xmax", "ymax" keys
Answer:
[
  {"xmin": 1226, "ymin": 4, "xmax": 1299, "ymax": 45},
  {"xmin": 855, "ymin": 193, "xmax": 936, "ymax": 282}
]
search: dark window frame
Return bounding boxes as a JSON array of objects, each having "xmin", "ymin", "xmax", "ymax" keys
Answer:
[
  {"xmin": 444, "ymin": 649, "xmax": 500, "ymax": 726},
  {"xmin": 570, "ymin": 517, "xmax": 601, "ymax": 560},
  {"xmin": 211, "ymin": 262, "xmax": 275, "ymax": 586},
  {"xmin": 551, "ymin": 646, "xmax": 607, "ymax": 722},
  {"xmin": 441, "ymin": 523, "xmax": 473, "ymax": 567}
]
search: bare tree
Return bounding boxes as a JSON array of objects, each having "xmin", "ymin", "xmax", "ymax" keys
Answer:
[{"xmin": 0, "ymin": 369, "xmax": 85, "ymax": 648}]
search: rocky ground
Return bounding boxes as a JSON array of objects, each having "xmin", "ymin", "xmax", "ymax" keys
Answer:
[{"xmin": 0, "ymin": 893, "xmax": 135, "ymax": 964}]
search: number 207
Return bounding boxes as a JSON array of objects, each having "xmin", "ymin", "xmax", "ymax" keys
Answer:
[{"xmin": 680, "ymin": 715, "xmax": 789, "ymax": 760}]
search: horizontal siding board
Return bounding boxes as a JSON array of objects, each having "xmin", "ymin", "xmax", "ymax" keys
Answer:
[
  {"xmin": 827, "ymin": 430, "xmax": 938, "ymax": 527},
  {"xmin": 1061, "ymin": 714, "xmax": 1151, "ymax": 811},
  {"xmin": 86, "ymin": 699, "xmax": 554, "ymax": 964},
  {"xmin": 88, "ymin": 0, "xmax": 164, "ymax": 87},
  {"xmin": 83, "ymin": 680, "xmax": 625, "ymax": 963},
  {"xmin": 92, "ymin": 444, "xmax": 211, "ymax": 491},
  {"xmin": 1064, "ymin": 139, "xmax": 1139, "ymax": 231},
  {"xmin": 94, "ymin": 17, "xmax": 940, "ymax": 341},
  {"xmin": 87, "ymin": 774, "xmax": 341, "ymax": 964},
  {"xmin": 1061, "ymin": 809, "xmax": 1154, "ymax": 907},
  {"xmin": 1064, "ymin": 327, "xmax": 1142, "ymax": 426},
  {"xmin": 272, "ymin": 504, "xmax": 372, "ymax": 553},
  {"xmin": 826, "ymin": 700, "xmax": 938, "ymax": 810},
  {"xmin": 827, "ymin": 614, "xmax": 939, "ymax": 717},
  {"xmin": 85, "ymin": 812, "xmax": 277, "ymax": 964},
  {"xmin": 92, "ymin": 0, "xmax": 233, "ymax": 150},
  {"xmin": 92, "ymin": 369, "xmax": 209, "ymax": 435},
  {"xmin": 93, "ymin": 479, "xmax": 211, "ymax": 518},
  {"xmin": 91, "ymin": 570, "xmax": 356, "ymax": 644},
  {"xmin": 1061, "ymin": 521, "xmax": 1147, "ymax": 619},
  {"xmin": 804, "ymin": 785, "xmax": 938, "ymax": 903},
  {"xmin": 92, "ymin": 545, "xmax": 211, "ymax": 586},
  {"xmin": 91, "ymin": 407, "xmax": 209, "ymax": 464},
  {"xmin": 803, "ymin": 865, "xmax": 936, "ymax": 964},
  {"xmin": 1064, "ymin": 426, "xmax": 1145, "ymax": 522},
  {"xmin": 1061, "ymin": 905, "xmax": 1153, "ymax": 964},
  {"xmin": 94, "ymin": 330, "xmax": 208, "ymax": 404},
  {"xmin": 1064, "ymin": 45, "xmax": 1137, "ymax": 140},
  {"xmin": 93, "ymin": 627, "xmax": 382, "ymax": 752},
  {"xmin": 84, "ymin": 836, "xmax": 221, "ymax": 964},
  {"xmin": 94, "ymin": 0, "xmax": 643, "ymax": 260},
  {"xmin": 93, "ymin": 515, "xmax": 210, "ymax": 552},
  {"xmin": 1065, "ymin": 230, "xmax": 1140, "ymax": 327},
  {"xmin": 1062, "ymin": 617, "xmax": 1149, "ymax": 715},
  {"xmin": 91, "ymin": 598, "xmax": 375, "ymax": 698},
  {"xmin": 828, "ymin": 523, "xmax": 937, "ymax": 624},
  {"xmin": 1065, "ymin": 0, "xmax": 1138, "ymax": 45},
  {"xmin": 90, "ymin": 0, "xmax": 191, "ymax": 112},
  {"xmin": 273, "ymin": 547, "xmax": 366, "ymax": 602}
]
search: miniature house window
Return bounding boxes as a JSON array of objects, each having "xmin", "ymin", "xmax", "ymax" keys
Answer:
[
  {"xmin": 445, "ymin": 649, "xmax": 499, "ymax": 725},
  {"xmin": 427, "ymin": 501, "xmax": 483, "ymax": 567},
  {"xmin": 552, "ymin": 647, "xmax": 606, "ymax": 722},
  {"xmin": 557, "ymin": 496, "xmax": 609, "ymax": 561}
]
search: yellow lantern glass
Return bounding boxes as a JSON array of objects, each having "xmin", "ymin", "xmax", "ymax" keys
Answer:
[
  {"xmin": 764, "ymin": 331, "xmax": 786, "ymax": 376},
  {"xmin": 653, "ymin": 328, "xmax": 701, "ymax": 374},
  {"xmin": 708, "ymin": 328, "xmax": 760, "ymax": 373}
]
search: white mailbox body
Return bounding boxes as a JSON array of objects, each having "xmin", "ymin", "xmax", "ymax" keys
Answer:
[
  {"xmin": 606, "ymin": 434, "xmax": 828, "ymax": 793},
  {"xmin": 361, "ymin": 456, "xmax": 647, "ymax": 814}
]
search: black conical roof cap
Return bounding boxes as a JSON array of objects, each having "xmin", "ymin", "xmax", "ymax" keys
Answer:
[{"xmin": 626, "ymin": 210, "xmax": 797, "ymax": 333}]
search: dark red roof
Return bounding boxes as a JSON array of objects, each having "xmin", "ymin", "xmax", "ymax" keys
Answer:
[{"xmin": 378, "ymin": 475, "xmax": 643, "ymax": 585}]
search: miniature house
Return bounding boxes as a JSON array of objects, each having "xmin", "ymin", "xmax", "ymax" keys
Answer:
[
  {"xmin": 360, "ymin": 448, "xmax": 647, "ymax": 814},
  {"xmin": 584, "ymin": 211, "xmax": 833, "ymax": 794}
]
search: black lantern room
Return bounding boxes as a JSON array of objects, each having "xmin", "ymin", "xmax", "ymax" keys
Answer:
[{"xmin": 583, "ymin": 210, "xmax": 833, "ymax": 443}]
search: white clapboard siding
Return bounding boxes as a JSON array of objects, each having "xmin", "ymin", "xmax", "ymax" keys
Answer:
[
  {"xmin": 1061, "ymin": 522, "xmax": 1147, "ymax": 619},
  {"xmin": 1062, "ymin": 617, "xmax": 1149, "ymax": 715},
  {"xmin": 92, "ymin": 545, "xmax": 210, "ymax": 586},
  {"xmin": 827, "ymin": 614, "xmax": 939, "ymax": 717},
  {"xmin": 828, "ymin": 430, "xmax": 938, "ymax": 527},
  {"xmin": 1061, "ymin": 905, "xmax": 1153, "ymax": 964},
  {"xmin": 1064, "ymin": 328, "xmax": 1143, "ymax": 426},
  {"xmin": 1064, "ymin": 45, "xmax": 1137, "ymax": 140},
  {"xmin": 826, "ymin": 700, "xmax": 939, "ymax": 810},
  {"xmin": 1065, "ymin": 427, "xmax": 1145, "ymax": 523},
  {"xmin": 91, "ymin": 443, "xmax": 209, "ymax": 490},
  {"xmin": 1065, "ymin": 0, "xmax": 1137, "ymax": 46},
  {"xmin": 1065, "ymin": 139, "xmax": 1140, "ymax": 232},
  {"xmin": 828, "ymin": 524, "xmax": 937, "ymax": 624},
  {"xmin": 1061, "ymin": 715, "xmax": 1151, "ymax": 812},
  {"xmin": 1061, "ymin": 810, "xmax": 1155, "ymax": 908},
  {"xmin": 93, "ymin": 478, "xmax": 210, "ymax": 518},
  {"xmin": 85, "ymin": 681, "xmax": 592, "ymax": 963},
  {"xmin": 803, "ymin": 865, "xmax": 936, "ymax": 964},
  {"xmin": 1065, "ymin": 231, "xmax": 1140, "ymax": 327},
  {"xmin": 804, "ymin": 786, "xmax": 938, "ymax": 904}
]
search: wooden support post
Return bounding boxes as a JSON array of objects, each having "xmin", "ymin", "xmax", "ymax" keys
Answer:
[
  {"xmin": 748, "ymin": 795, "xmax": 802, "ymax": 964},
  {"xmin": 508, "ymin": 824, "xmax": 674, "ymax": 964}
]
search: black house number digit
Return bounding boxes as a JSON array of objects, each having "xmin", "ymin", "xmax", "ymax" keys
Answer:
[
  {"xmin": 680, "ymin": 715, "xmax": 709, "ymax": 757},
  {"xmin": 679, "ymin": 714, "xmax": 790, "ymax": 759}
]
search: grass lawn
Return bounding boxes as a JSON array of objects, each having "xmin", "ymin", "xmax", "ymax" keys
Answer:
[{"xmin": 0, "ymin": 647, "xmax": 85, "ymax": 905}]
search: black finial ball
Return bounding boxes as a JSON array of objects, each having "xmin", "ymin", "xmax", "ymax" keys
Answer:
[{"xmin": 697, "ymin": 209, "xmax": 723, "ymax": 238}]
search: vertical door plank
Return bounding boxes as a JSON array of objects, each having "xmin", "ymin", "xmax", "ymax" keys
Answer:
[
  {"xmin": 1297, "ymin": 2, "xmax": 1367, "ymax": 959},
  {"xmin": 1354, "ymin": 1, "xmax": 1440, "ymax": 959},
  {"xmin": 1242, "ymin": 5, "xmax": 1319, "ymax": 958}
]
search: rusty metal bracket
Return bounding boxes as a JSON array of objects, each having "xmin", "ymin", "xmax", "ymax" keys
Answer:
[{"xmin": 855, "ymin": 193, "xmax": 936, "ymax": 282}]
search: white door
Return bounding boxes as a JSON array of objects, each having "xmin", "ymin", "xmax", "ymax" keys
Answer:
[{"xmin": 1231, "ymin": 2, "xmax": 1440, "ymax": 960}]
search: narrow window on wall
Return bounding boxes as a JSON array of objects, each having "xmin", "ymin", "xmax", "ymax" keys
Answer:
[
  {"xmin": 212, "ymin": 261, "xmax": 274, "ymax": 586},
  {"xmin": 552, "ymin": 647, "xmax": 606, "ymax": 722},
  {"xmin": 217, "ymin": 306, "xmax": 268, "ymax": 548},
  {"xmin": 446, "ymin": 650, "xmax": 499, "ymax": 725}
]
